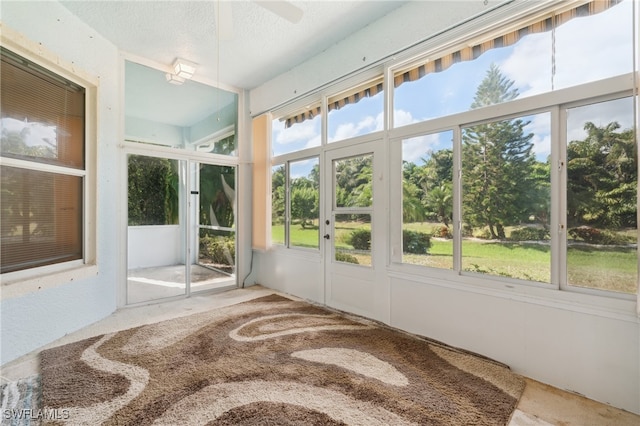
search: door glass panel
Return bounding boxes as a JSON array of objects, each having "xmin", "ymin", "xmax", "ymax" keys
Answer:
[
  {"xmin": 566, "ymin": 97, "xmax": 637, "ymax": 294},
  {"xmin": 194, "ymin": 163, "xmax": 236, "ymax": 292},
  {"xmin": 127, "ymin": 154, "xmax": 186, "ymax": 304},
  {"xmin": 334, "ymin": 154, "xmax": 373, "ymax": 208},
  {"xmin": 334, "ymin": 213, "xmax": 372, "ymax": 267}
]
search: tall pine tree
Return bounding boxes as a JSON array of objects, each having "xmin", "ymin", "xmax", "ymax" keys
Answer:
[{"xmin": 462, "ymin": 64, "xmax": 537, "ymax": 239}]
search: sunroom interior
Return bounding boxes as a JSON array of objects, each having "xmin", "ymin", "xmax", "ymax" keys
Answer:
[{"xmin": 1, "ymin": 0, "xmax": 639, "ymax": 419}]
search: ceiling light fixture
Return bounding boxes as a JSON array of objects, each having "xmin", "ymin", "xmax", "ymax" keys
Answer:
[
  {"xmin": 165, "ymin": 73, "xmax": 186, "ymax": 85},
  {"xmin": 172, "ymin": 58, "xmax": 198, "ymax": 79}
]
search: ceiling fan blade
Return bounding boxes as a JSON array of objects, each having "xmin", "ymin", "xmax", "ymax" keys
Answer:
[
  {"xmin": 254, "ymin": 1, "xmax": 303, "ymax": 24},
  {"xmin": 213, "ymin": 1, "xmax": 234, "ymax": 40}
]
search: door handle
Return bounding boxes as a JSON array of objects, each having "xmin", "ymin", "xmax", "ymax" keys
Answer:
[{"xmin": 323, "ymin": 234, "xmax": 330, "ymax": 240}]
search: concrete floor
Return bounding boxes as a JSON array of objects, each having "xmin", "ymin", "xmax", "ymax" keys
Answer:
[
  {"xmin": 2, "ymin": 285, "xmax": 639, "ymax": 425},
  {"xmin": 126, "ymin": 264, "xmax": 235, "ymax": 304}
]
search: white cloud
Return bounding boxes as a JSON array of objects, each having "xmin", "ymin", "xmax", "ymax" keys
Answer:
[
  {"xmin": 402, "ymin": 132, "xmax": 450, "ymax": 165},
  {"xmin": 393, "ymin": 109, "xmax": 418, "ymax": 128},
  {"xmin": 290, "ymin": 158, "xmax": 318, "ymax": 179},
  {"xmin": 566, "ymin": 97, "xmax": 634, "ymax": 142},
  {"xmin": 329, "ymin": 114, "xmax": 377, "ymax": 142},
  {"xmin": 274, "ymin": 118, "xmax": 319, "ymax": 145},
  {"xmin": 500, "ymin": 1, "xmax": 633, "ymax": 97},
  {"xmin": 524, "ymin": 113, "xmax": 551, "ymax": 159}
]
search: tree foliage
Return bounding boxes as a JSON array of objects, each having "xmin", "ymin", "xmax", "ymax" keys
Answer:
[
  {"xmin": 567, "ymin": 122, "xmax": 636, "ymax": 228},
  {"xmin": 128, "ymin": 155, "xmax": 178, "ymax": 225},
  {"xmin": 462, "ymin": 64, "xmax": 539, "ymax": 239}
]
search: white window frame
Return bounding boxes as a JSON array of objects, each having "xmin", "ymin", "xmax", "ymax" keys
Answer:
[
  {"xmin": 388, "ymin": 72, "xmax": 636, "ymax": 302},
  {"xmin": 271, "ymin": 153, "xmax": 321, "ymax": 252},
  {"xmin": 0, "ymin": 27, "xmax": 98, "ymax": 299}
]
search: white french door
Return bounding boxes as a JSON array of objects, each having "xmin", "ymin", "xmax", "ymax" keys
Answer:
[
  {"xmin": 126, "ymin": 152, "xmax": 236, "ymax": 305},
  {"xmin": 323, "ymin": 140, "xmax": 388, "ymax": 322}
]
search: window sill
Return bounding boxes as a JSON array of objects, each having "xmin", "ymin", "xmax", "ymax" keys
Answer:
[
  {"xmin": 1, "ymin": 263, "xmax": 99, "ymax": 301},
  {"xmin": 387, "ymin": 266, "xmax": 639, "ymax": 323},
  {"xmin": 263, "ymin": 245, "xmax": 322, "ymax": 262}
]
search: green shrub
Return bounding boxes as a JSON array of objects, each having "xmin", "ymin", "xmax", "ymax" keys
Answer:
[
  {"xmin": 200, "ymin": 234, "xmax": 235, "ymax": 265},
  {"xmin": 568, "ymin": 226, "xmax": 629, "ymax": 245},
  {"xmin": 510, "ymin": 227, "xmax": 550, "ymax": 241},
  {"xmin": 402, "ymin": 229, "xmax": 431, "ymax": 254},
  {"xmin": 335, "ymin": 251, "xmax": 359, "ymax": 264},
  {"xmin": 348, "ymin": 228, "xmax": 371, "ymax": 250},
  {"xmin": 476, "ymin": 228, "xmax": 492, "ymax": 240},
  {"xmin": 432, "ymin": 225, "xmax": 452, "ymax": 239}
]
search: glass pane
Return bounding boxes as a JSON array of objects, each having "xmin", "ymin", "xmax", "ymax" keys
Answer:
[
  {"xmin": 198, "ymin": 229, "xmax": 235, "ymax": 276},
  {"xmin": 334, "ymin": 213, "xmax": 371, "ymax": 267},
  {"xmin": 272, "ymin": 113, "xmax": 321, "ymax": 157},
  {"xmin": 402, "ymin": 131, "xmax": 454, "ymax": 269},
  {"xmin": 271, "ymin": 165, "xmax": 285, "ymax": 245},
  {"xmin": 1, "ymin": 48, "xmax": 85, "ymax": 169},
  {"xmin": 128, "ymin": 155, "xmax": 180, "ymax": 225},
  {"xmin": 554, "ymin": 0, "xmax": 633, "ymax": 90},
  {"xmin": 199, "ymin": 164, "xmax": 235, "ymax": 229},
  {"xmin": 125, "ymin": 61, "xmax": 238, "ymax": 156},
  {"xmin": 127, "ymin": 156, "xmax": 186, "ymax": 304},
  {"xmin": 328, "ymin": 81, "xmax": 383, "ymax": 143},
  {"xmin": 1, "ymin": 166, "xmax": 82, "ymax": 273},
  {"xmin": 334, "ymin": 154, "xmax": 373, "ymax": 208},
  {"xmin": 194, "ymin": 133, "xmax": 237, "ymax": 156},
  {"xmin": 566, "ymin": 97, "xmax": 637, "ymax": 294},
  {"xmin": 290, "ymin": 158, "xmax": 319, "ymax": 249},
  {"xmin": 393, "ymin": 0, "xmax": 633, "ymax": 128},
  {"xmin": 394, "ymin": 39, "xmax": 551, "ymax": 128},
  {"xmin": 462, "ymin": 112, "xmax": 551, "ymax": 283}
]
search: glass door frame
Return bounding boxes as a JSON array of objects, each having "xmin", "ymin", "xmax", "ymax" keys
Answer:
[
  {"xmin": 322, "ymin": 139, "xmax": 388, "ymax": 322},
  {"xmin": 190, "ymin": 161, "xmax": 238, "ymax": 296},
  {"xmin": 122, "ymin": 142, "xmax": 239, "ymax": 306}
]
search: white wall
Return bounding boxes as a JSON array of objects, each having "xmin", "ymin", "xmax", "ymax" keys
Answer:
[
  {"xmin": 127, "ymin": 226, "xmax": 182, "ymax": 269},
  {"xmin": 125, "ymin": 116, "xmax": 183, "ymax": 146},
  {"xmin": 0, "ymin": 2, "xmax": 120, "ymax": 364},
  {"xmin": 249, "ymin": 0, "xmax": 640, "ymax": 415},
  {"xmin": 250, "ymin": 0, "xmax": 504, "ymax": 115}
]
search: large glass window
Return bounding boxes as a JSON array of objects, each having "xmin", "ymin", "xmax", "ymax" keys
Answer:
[
  {"xmin": 393, "ymin": 0, "xmax": 633, "ymax": 128},
  {"xmin": 461, "ymin": 111, "xmax": 551, "ymax": 283},
  {"xmin": 328, "ymin": 78, "xmax": 383, "ymax": 143},
  {"xmin": 272, "ymin": 111, "xmax": 321, "ymax": 157},
  {"xmin": 566, "ymin": 97, "xmax": 637, "ymax": 294},
  {"xmin": 271, "ymin": 165, "xmax": 286, "ymax": 245},
  {"xmin": 124, "ymin": 61, "xmax": 238, "ymax": 156},
  {"xmin": 271, "ymin": 157, "xmax": 320, "ymax": 249},
  {"xmin": 1, "ymin": 47, "xmax": 86, "ymax": 274},
  {"xmin": 401, "ymin": 131, "xmax": 454, "ymax": 269}
]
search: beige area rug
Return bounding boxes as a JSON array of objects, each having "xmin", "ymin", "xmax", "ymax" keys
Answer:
[{"xmin": 40, "ymin": 294, "xmax": 525, "ymax": 425}]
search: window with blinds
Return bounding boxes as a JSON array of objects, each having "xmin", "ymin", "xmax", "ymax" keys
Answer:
[{"xmin": 1, "ymin": 47, "xmax": 86, "ymax": 274}]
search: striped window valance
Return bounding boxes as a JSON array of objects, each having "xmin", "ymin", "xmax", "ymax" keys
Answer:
[
  {"xmin": 282, "ymin": 76, "xmax": 383, "ymax": 128},
  {"xmin": 282, "ymin": 104, "xmax": 321, "ymax": 129},
  {"xmin": 281, "ymin": 0, "xmax": 622, "ymax": 129},
  {"xmin": 393, "ymin": 0, "xmax": 622, "ymax": 88}
]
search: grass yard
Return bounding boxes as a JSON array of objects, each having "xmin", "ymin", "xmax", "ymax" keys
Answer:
[{"xmin": 272, "ymin": 221, "xmax": 638, "ymax": 294}]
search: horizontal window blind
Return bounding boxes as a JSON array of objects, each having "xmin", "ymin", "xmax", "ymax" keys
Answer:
[{"xmin": 1, "ymin": 47, "xmax": 85, "ymax": 274}]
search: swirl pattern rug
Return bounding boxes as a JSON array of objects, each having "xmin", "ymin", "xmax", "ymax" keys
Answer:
[{"xmin": 40, "ymin": 294, "xmax": 525, "ymax": 425}]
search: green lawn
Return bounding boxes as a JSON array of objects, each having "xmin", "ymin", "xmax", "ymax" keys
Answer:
[{"xmin": 272, "ymin": 221, "xmax": 637, "ymax": 294}]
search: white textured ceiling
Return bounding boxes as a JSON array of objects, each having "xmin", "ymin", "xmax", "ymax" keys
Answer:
[{"xmin": 60, "ymin": 0, "xmax": 409, "ymax": 90}]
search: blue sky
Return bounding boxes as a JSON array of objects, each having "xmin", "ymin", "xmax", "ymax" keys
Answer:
[{"xmin": 271, "ymin": 0, "xmax": 634, "ymax": 174}]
